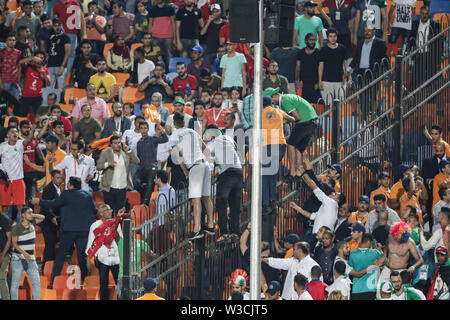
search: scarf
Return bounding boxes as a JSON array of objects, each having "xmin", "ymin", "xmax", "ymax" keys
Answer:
[{"xmin": 112, "ymin": 35, "xmax": 130, "ymax": 60}]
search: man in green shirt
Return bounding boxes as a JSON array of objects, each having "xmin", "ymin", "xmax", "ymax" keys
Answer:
[
  {"xmin": 263, "ymin": 87, "xmax": 318, "ymax": 178},
  {"xmin": 293, "ymin": 1, "xmax": 324, "ymax": 49}
]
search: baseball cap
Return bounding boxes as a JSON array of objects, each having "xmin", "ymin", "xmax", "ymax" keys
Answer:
[
  {"xmin": 439, "ymin": 158, "xmax": 450, "ymax": 170},
  {"xmin": 380, "ymin": 281, "xmax": 393, "ymax": 294},
  {"xmin": 378, "ymin": 171, "xmax": 390, "ymax": 179},
  {"xmin": 436, "ymin": 246, "xmax": 448, "ymax": 255},
  {"xmin": 283, "ymin": 233, "xmax": 301, "ymax": 244},
  {"xmin": 44, "ymin": 134, "xmax": 59, "ymax": 144},
  {"xmin": 327, "ymin": 164, "xmax": 342, "ymax": 176},
  {"xmin": 303, "ymin": 1, "xmax": 318, "ymax": 7},
  {"xmin": 350, "ymin": 221, "xmax": 365, "ymax": 233},
  {"xmin": 173, "ymin": 97, "xmax": 185, "ymax": 105},
  {"xmin": 210, "ymin": 3, "xmax": 221, "ymax": 11},
  {"xmin": 40, "ymin": 115, "xmax": 49, "ymax": 122},
  {"xmin": 262, "ymin": 87, "xmax": 280, "ymax": 97},
  {"xmin": 226, "ymin": 40, "xmax": 237, "ymax": 45},
  {"xmin": 266, "ymin": 281, "xmax": 281, "ymax": 295},
  {"xmin": 262, "ymin": 96, "xmax": 272, "ymax": 107},
  {"xmin": 397, "ymin": 163, "xmax": 413, "ymax": 176},
  {"xmin": 192, "ymin": 44, "xmax": 204, "ymax": 54},
  {"xmin": 358, "ymin": 195, "xmax": 370, "ymax": 204},
  {"xmin": 143, "ymin": 278, "xmax": 159, "ymax": 291}
]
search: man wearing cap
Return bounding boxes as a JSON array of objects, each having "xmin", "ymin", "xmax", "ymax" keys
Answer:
[
  {"xmin": 265, "ymin": 280, "xmax": 281, "ymax": 300},
  {"xmin": 370, "ymin": 171, "xmax": 391, "ymax": 209},
  {"xmin": 399, "ymin": 174, "xmax": 427, "ymax": 223},
  {"xmin": 320, "ymin": 164, "xmax": 342, "ymax": 192},
  {"xmin": 220, "ymin": 42, "xmax": 247, "ymax": 96},
  {"xmin": 165, "ymin": 97, "xmax": 193, "ymax": 135},
  {"xmin": 187, "ymin": 45, "xmax": 211, "ymax": 81},
  {"xmin": 348, "ymin": 222, "xmax": 365, "ymax": 252},
  {"xmin": 349, "ymin": 195, "xmax": 370, "ymax": 225},
  {"xmin": 427, "ymin": 246, "xmax": 450, "ymax": 300},
  {"xmin": 137, "ymin": 277, "xmax": 165, "ymax": 300},
  {"xmin": 274, "ymin": 233, "xmax": 301, "ymax": 258},
  {"xmin": 293, "ymin": 1, "xmax": 324, "ymax": 49},
  {"xmin": 378, "ymin": 281, "xmax": 393, "ymax": 300},
  {"xmin": 172, "ymin": 61, "xmax": 197, "ymax": 102},
  {"xmin": 432, "ymin": 159, "xmax": 450, "ymax": 209},
  {"xmin": 200, "ymin": 4, "xmax": 226, "ymax": 65},
  {"xmin": 264, "ymin": 87, "xmax": 318, "ymax": 179},
  {"xmin": 175, "ymin": 0, "xmax": 204, "ymax": 58}
]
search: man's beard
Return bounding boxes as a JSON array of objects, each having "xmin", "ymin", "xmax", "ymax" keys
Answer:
[{"xmin": 212, "ymin": 102, "xmax": 221, "ymax": 108}]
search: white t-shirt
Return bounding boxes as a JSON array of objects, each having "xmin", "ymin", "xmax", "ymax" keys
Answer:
[
  {"xmin": 326, "ymin": 275, "xmax": 352, "ymax": 299},
  {"xmin": 169, "ymin": 128, "xmax": 205, "ymax": 168},
  {"xmin": 392, "ymin": 0, "xmax": 416, "ymax": 30},
  {"xmin": 297, "ymin": 290, "xmax": 314, "ymax": 300},
  {"xmin": 207, "ymin": 135, "xmax": 241, "ymax": 175},
  {"xmin": 136, "ymin": 59, "xmax": 155, "ymax": 84},
  {"xmin": 85, "ymin": 219, "xmax": 123, "ymax": 266},
  {"xmin": 310, "ymin": 188, "xmax": 339, "ymax": 234},
  {"xmin": 0, "ymin": 141, "xmax": 24, "ymax": 180},
  {"xmin": 122, "ymin": 129, "xmax": 142, "ymax": 156},
  {"xmin": 54, "ymin": 154, "xmax": 95, "ymax": 191}
]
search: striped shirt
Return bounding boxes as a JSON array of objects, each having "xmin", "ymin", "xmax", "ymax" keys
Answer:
[{"xmin": 11, "ymin": 221, "xmax": 36, "ymax": 260}]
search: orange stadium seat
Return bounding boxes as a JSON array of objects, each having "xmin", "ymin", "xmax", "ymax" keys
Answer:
[
  {"xmin": 83, "ymin": 275, "xmax": 100, "ymax": 300},
  {"xmin": 59, "ymin": 103, "xmax": 72, "ymax": 114},
  {"xmin": 131, "ymin": 43, "xmax": 144, "ymax": 52},
  {"xmin": 52, "ymin": 275, "xmax": 70, "ymax": 299},
  {"xmin": 62, "ymin": 289, "xmax": 87, "ymax": 300},
  {"xmin": 40, "ymin": 288, "xmax": 57, "ymax": 300},
  {"xmin": 103, "ymin": 42, "xmax": 114, "ymax": 59},
  {"xmin": 64, "ymin": 88, "xmax": 85, "ymax": 104},
  {"xmin": 7, "ymin": 1, "xmax": 17, "ymax": 12},
  {"xmin": 112, "ymin": 72, "xmax": 131, "ymax": 95},
  {"xmin": 126, "ymin": 191, "xmax": 141, "ymax": 209},
  {"xmin": 184, "ymin": 105, "xmax": 193, "ymax": 116},
  {"xmin": 122, "ymin": 87, "xmax": 145, "ymax": 104}
]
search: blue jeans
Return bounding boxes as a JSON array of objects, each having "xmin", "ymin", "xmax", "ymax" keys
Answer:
[
  {"xmin": 180, "ymin": 39, "xmax": 199, "ymax": 59},
  {"xmin": 10, "ymin": 256, "xmax": 40, "ymax": 300},
  {"xmin": 48, "ymin": 67, "xmax": 66, "ymax": 90},
  {"xmin": 66, "ymin": 33, "xmax": 78, "ymax": 72},
  {"xmin": 153, "ymin": 37, "xmax": 174, "ymax": 66},
  {"xmin": 3, "ymin": 82, "xmax": 21, "ymax": 102},
  {"xmin": 262, "ymin": 144, "xmax": 286, "ymax": 206}
]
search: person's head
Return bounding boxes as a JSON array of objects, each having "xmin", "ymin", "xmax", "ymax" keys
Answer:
[
  {"xmin": 52, "ymin": 18, "xmax": 63, "ymax": 34},
  {"xmin": 337, "ymin": 202, "xmax": 349, "ymax": 220},
  {"xmin": 328, "ymin": 290, "xmax": 344, "ymax": 300},
  {"xmin": 440, "ymin": 159, "xmax": 450, "ymax": 176},
  {"xmin": 22, "ymin": 0, "xmax": 33, "ymax": 16},
  {"xmin": 81, "ymin": 104, "xmax": 92, "ymax": 119},
  {"xmin": 439, "ymin": 187, "xmax": 450, "ymax": 203},
  {"xmin": 153, "ymin": 61, "xmax": 166, "ymax": 78},
  {"xmin": 231, "ymin": 274, "xmax": 247, "ymax": 294},
  {"xmin": 114, "ymin": 34, "xmax": 126, "ymax": 47},
  {"xmin": 173, "ymin": 97, "xmax": 185, "ymax": 113},
  {"xmin": 194, "ymin": 101, "xmax": 205, "ymax": 118},
  {"xmin": 374, "ymin": 194, "xmax": 387, "ymax": 211},
  {"xmin": 378, "ymin": 171, "xmax": 391, "ymax": 188},
  {"xmin": 51, "ymin": 169, "xmax": 64, "ymax": 186},
  {"xmin": 173, "ymin": 112, "xmax": 185, "ymax": 129},
  {"xmin": 68, "ymin": 176, "xmax": 82, "ymax": 190},
  {"xmin": 221, "ymin": 88, "xmax": 230, "ymax": 100},
  {"xmin": 420, "ymin": 5, "xmax": 431, "ymax": 23},
  {"xmin": 134, "ymin": 46, "xmax": 145, "ymax": 61},
  {"xmin": 360, "ymin": 233, "xmax": 374, "ymax": 249},
  {"xmin": 191, "ymin": 45, "xmax": 204, "ymax": 61},
  {"xmin": 44, "ymin": 134, "xmax": 59, "ymax": 151},
  {"xmin": 86, "ymin": 83, "xmax": 97, "ymax": 99},
  {"xmin": 336, "ymin": 241, "xmax": 350, "ymax": 259},
  {"xmin": 80, "ymin": 39, "xmax": 93, "ymax": 56},
  {"xmin": 52, "ymin": 120, "xmax": 64, "ymax": 135},
  {"xmin": 326, "ymin": 28, "xmax": 338, "ymax": 45},
  {"xmin": 143, "ymin": 278, "xmax": 159, "ymax": 294},
  {"xmin": 123, "ymin": 102, "xmax": 134, "ymax": 116},
  {"xmin": 266, "ymin": 281, "xmax": 281, "ymax": 300},
  {"xmin": 33, "ymin": 1, "xmax": 43, "ymax": 16},
  {"xmin": 357, "ymin": 195, "xmax": 370, "ymax": 212},
  {"xmin": 230, "ymin": 87, "xmax": 241, "ymax": 101},
  {"xmin": 303, "ymin": 1, "xmax": 317, "ymax": 16},
  {"xmin": 136, "ymin": 0, "xmax": 147, "ymax": 13},
  {"xmin": 224, "ymin": 113, "xmax": 235, "ymax": 129},
  {"xmin": 334, "ymin": 260, "xmax": 346, "ymax": 279},
  {"xmin": 88, "ymin": 1, "xmax": 98, "ymax": 14},
  {"xmin": 17, "ymin": 26, "xmax": 30, "ymax": 40},
  {"xmin": 328, "ymin": 191, "xmax": 346, "ymax": 208},
  {"xmin": 142, "ymin": 32, "xmax": 153, "ymax": 47},
  {"xmin": 377, "ymin": 209, "xmax": 389, "ymax": 227},
  {"xmin": 436, "ymin": 246, "xmax": 448, "ymax": 265},
  {"xmin": 112, "ymin": 1, "xmax": 124, "ymax": 16},
  {"xmin": 321, "ymin": 230, "xmax": 335, "ymax": 249},
  {"xmin": 350, "ymin": 222, "xmax": 365, "ymax": 241},
  {"xmin": 134, "ymin": 115, "xmax": 145, "ymax": 129},
  {"xmin": 407, "ymin": 211, "xmax": 420, "ymax": 229},
  {"xmin": 112, "ymin": 102, "xmax": 123, "ymax": 117},
  {"xmin": 400, "ymin": 270, "xmax": 413, "ymax": 286},
  {"xmin": 110, "ymin": 135, "xmax": 121, "ymax": 152},
  {"xmin": 364, "ymin": 24, "xmax": 376, "ymax": 39},
  {"xmin": 176, "ymin": 61, "xmax": 186, "ymax": 77},
  {"xmin": 6, "ymin": 126, "xmax": 19, "ymax": 144},
  {"xmin": 210, "ymin": 3, "xmax": 221, "ymax": 18},
  {"xmin": 226, "ymin": 41, "xmax": 236, "ymax": 54},
  {"xmin": 401, "ymin": 204, "xmax": 416, "ymax": 221},
  {"xmin": 310, "ymin": 265, "xmax": 322, "ymax": 280},
  {"xmin": 69, "ymin": 140, "xmax": 84, "ymax": 158},
  {"xmin": 151, "ymin": 92, "xmax": 163, "ymax": 108},
  {"xmin": 316, "ymin": 226, "xmax": 331, "ymax": 242},
  {"xmin": 282, "ymin": 233, "xmax": 301, "ymax": 250},
  {"xmin": 20, "ymin": 206, "xmax": 34, "ymax": 223},
  {"xmin": 50, "ymin": 105, "xmax": 62, "ymax": 119},
  {"xmin": 41, "ymin": 14, "xmax": 53, "ymax": 30},
  {"xmin": 184, "ymin": 0, "xmax": 195, "ymax": 7},
  {"xmin": 217, "ymin": 45, "xmax": 227, "ymax": 58},
  {"xmin": 154, "ymin": 170, "xmax": 168, "ymax": 188},
  {"xmin": 268, "ymin": 60, "xmax": 279, "ymax": 76},
  {"xmin": 19, "ymin": 120, "xmax": 31, "ymax": 136},
  {"xmin": 438, "ymin": 207, "xmax": 450, "ymax": 227},
  {"xmin": 200, "ymin": 89, "xmax": 211, "ymax": 105},
  {"xmin": 139, "ymin": 121, "xmax": 150, "ymax": 137},
  {"xmin": 304, "ymin": 32, "xmax": 316, "ymax": 49},
  {"xmin": 390, "ymin": 221, "xmax": 412, "ymax": 243},
  {"xmin": 212, "ymin": 92, "xmax": 224, "ymax": 108},
  {"xmin": 33, "ymin": 50, "xmax": 46, "ymax": 67},
  {"xmin": 98, "ymin": 203, "xmax": 113, "ymax": 221},
  {"xmin": 6, "ymin": 33, "xmax": 16, "ymax": 49},
  {"xmin": 293, "ymin": 241, "xmax": 310, "ymax": 260},
  {"xmin": 380, "ymin": 281, "xmax": 393, "ymax": 300},
  {"xmin": 435, "ymin": 141, "xmax": 446, "ymax": 159},
  {"xmin": 96, "ymin": 58, "xmax": 107, "ymax": 73},
  {"xmin": 390, "ymin": 271, "xmax": 403, "ymax": 293},
  {"xmin": 293, "ymin": 273, "xmax": 308, "ymax": 293}
]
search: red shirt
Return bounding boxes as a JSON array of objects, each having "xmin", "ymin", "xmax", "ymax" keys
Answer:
[
  {"xmin": 23, "ymin": 137, "xmax": 38, "ymax": 173},
  {"xmin": 22, "ymin": 65, "xmax": 50, "ymax": 98},
  {"xmin": 0, "ymin": 48, "xmax": 22, "ymax": 83},
  {"xmin": 307, "ymin": 280, "xmax": 328, "ymax": 300},
  {"xmin": 246, "ymin": 55, "xmax": 269, "ymax": 82},
  {"xmin": 323, "ymin": 0, "xmax": 356, "ymax": 9},
  {"xmin": 50, "ymin": 116, "xmax": 73, "ymax": 134},
  {"xmin": 53, "ymin": 0, "xmax": 81, "ymax": 34},
  {"xmin": 172, "ymin": 74, "xmax": 197, "ymax": 97},
  {"xmin": 204, "ymin": 107, "xmax": 229, "ymax": 129},
  {"xmin": 219, "ymin": 23, "xmax": 229, "ymax": 41}
]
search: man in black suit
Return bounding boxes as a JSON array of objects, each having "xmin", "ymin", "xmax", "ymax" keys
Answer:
[
  {"xmin": 31, "ymin": 176, "xmax": 97, "ymax": 283},
  {"xmin": 333, "ymin": 203, "xmax": 353, "ymax": 242},
  {"xmin": 38, "ymin": 169, "xmax": 64, "ymax": 272}
]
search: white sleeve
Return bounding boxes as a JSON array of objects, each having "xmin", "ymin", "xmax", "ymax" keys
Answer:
[
  {"xmin": 419, "ymin": 229, "xmax": 441, "ymax": 251},
  {"xmin": 310, "ymin": 212, "xmax": 317, "ymax": 220},
  {"xmin": 54, "ymin": 156, "xmax": 67, "ymax": 171},
  {"xmin": 313, "ymin": 188, "xmax": 332, "ymax": 204},
  {"xmin": 267, "ymin": 257, "xmax": 293, "ymax": 271},
  {"xmin": 85, "ymin": 223, "xmax": 97, "ymax": 255}
]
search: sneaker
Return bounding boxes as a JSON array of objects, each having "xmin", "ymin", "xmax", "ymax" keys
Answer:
[
  {"xmin": 204, "ymin": 227, "xmax": 215, "ymax": 236},
  {"xmin": 187, "ymin": 230, "xmax": 204, "ymax": 240},
  {"xmin": 216, "ymin": 234, "xmax": 230, "ymax": 243}
]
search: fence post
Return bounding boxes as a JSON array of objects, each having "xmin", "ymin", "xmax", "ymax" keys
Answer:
[
  {"xmin": 331, "ymin": 99, "xmax": 340, "ymax": 164},
  {"xmin": 194, "ymin": 237, "xmax": 205, "ymax": 299},
  {"xmin": 393, "ymin": 55, "xmax": 403, "ymax": 167},
  {"xmin": 121, "ymin": 218, "xmax": 132, "ymax": 300}
]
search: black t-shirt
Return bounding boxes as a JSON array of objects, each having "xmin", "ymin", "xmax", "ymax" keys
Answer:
[
  {"xmin": 296, "ymin": 48, "xmax": 320, "ymax": 82},
  {"xmin": 199, "ymin": 74, "xmax": 221, "ymax": 92},
  {"xmin": 148, "ymin": 4, "xmax": 175, "ymax": 18},
  {"xmin": 270, "ymin": 47, "xmax": 301, "ymax": 83},
  {"xmin": 373, "ymin": 225, "xmax": 390, "ymax": 246},
  {"xmin": 15, "ymin": 41, "xmax": 33, "ymax": 58},
  {"xmin": 318, "ymin": 44, "xmax": 348, "ymax": 82},
  {"xmin": 175, "ymin": 7, "xmax": 202, "ymax": 40},
  {"xmin": 72, "ymin": 53, "xmax": 100, "ymax": 89},
  {"xmin": 243, "ymin": 249, "xmax": 282, "ymax": 284},
  {"xmin": 0, "ymin": 213, "xmax": 12, "ymax": 253},
  {"xmin": 47, "ymin": 33, "xmax": 71, "ymax": 67},
  {"xmin": 205, "ymin": 21, "xmax": 226, "ymax": 54},
  {"xmin": 167, "ymin": 154, "xmax": 187, "ymax": 191}
]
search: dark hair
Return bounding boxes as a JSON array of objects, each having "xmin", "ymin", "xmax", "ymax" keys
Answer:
[
  {"xmin": 53, "ymin": 120, "xmax": 64, "ymax": 127},
  {"xmin": 21, "ymin": 206, "xmax": 32, "ymax": 214},
  {"xmin": 336, "ymin": 241, "xmax": 347, "ymax": 251},
  {"xmin": 334, "ymin": 260, "xmax": 346, "ymax": 276},
  {"xmin": 390, "ymin": 270, "xmax": 401, "ymax": 278},
  {"xmin": 97, "ymin": 57, "xmax": 107, "ymax": 64},
  {"xmin": 110, "ymin": 135, "xmax": 121, "ymax": 144},
  {"xmin": 8, "ymin": 116, "xmax": 19, "ymax": 124},
  {"xmin": 296, "ymin": 241, "xmax": 310, "ymax": 255},
  {"xmin": 69, "ymin": 176, "xmax": 82, "ymax": 190},
  {"xmin": 407, "ymin": 211, "xmax": 419, "ymax": 222},
  {"xmin": 338, "ymin": 193, "xmax": 346, "ymax": 208},
  {"xmin": 47, "ymin": 93, "xmax": 57, "ymax": 100},
  {"xmin": 361, "ymin": 233, "xmax": 373, "ymax": 244},
  {"xmin": 304, "ymin": 32, "xmax": 316, "ymax": 41},
  {"xmin": 201, "ymin": 88, "xmax": 212, "ymax": 96},
  {"xmin": 294, "ymin": 273, "xmax": 308, "ymax": 288},
  {"xmin": 50, "ymin": 105, "xmax": 62, "ymax": 113},
  {"xmin": 155, "ymin": 170, "xmax": 169, "ymax": 183},
  {"xmin": 176, "ymin": 61, "xmax": 185, "ymax": 67},
  {"xmin": 173, "ymin": 112, "xmax": 185, "ymax": 128},
  {"xmin": 326, "ymin": 28, "xmax": 338, "ymax": 37},
  {"xmin": 135, "ymin": 115, "xmax": 145, "ymax": 123},
  {"xmin": 139, "ymin": 121, "xmax": 149, "ymax": 128},
  {"xmin": 322, "ymin": 229, "xmax": 334, "ymax": 239},
  {"xmin": 400, "ymin": 270, "xmax": 413, "ymax": 284},
  {"xmin": 112, "ymin": 0, "xmax": 124, "ymax": 8},
  {"xmin": 440, "ymin": 207, "xmax": 450, "ymax": 220},
  {"xmin": 51, "ymin": 169, "xmax": 61, "ymax": 177},
  {"xmin": 88, "ymin": 0, "xmax": 98, "ymax": 8},
  {"xmin": 75, "ymin": 140, "xmax": 85, "ymax": 151},
  {"xmin": 79, "ymin": 39, "xmax": 93, "ymax": 48},
  {"xmin": 406, "ymin": 205, "xmax": 417, "ymax": 215},
  {"xmin": 226, "ymin": 112, "xmax": 235, "ymax": 120},
  {"xmin": 7, "ymin": 32, "xmax": 16, "ymax": 39},
  {"xmin": 200, "ymin": 68, "xmax": 211, "ymax": 78},
  {"xmin": 40, "ymin": 13, "xmax": 51, "ymax": 23},
  {"xmin": 373, "ymin": 194, "xmax": 386, "ymax": 202},
  {"xmin": 52, "ymin": 18, "xmax": 62, "ymax": 25},
  {"xmin": 17, "ymin": 25, "xmax": 29, "ymax": 34},
  {"xmin": 135, "ymin": 47, "xmax": 145, "ymax": 57},
  {"xmin": 231, "ymin": 291, "xmax": 244, "ymax": 300},
  {"xmin": 430, "ymin": 124, "xmax": 442, "ymax": 133},
  {"xmin": 311, "ymin": 265, "xmax": 322, "ymax": 278},
  {"xmin": 19, "ymin": 120, "xmax": 30, "ymax": 128},
  {"xmin": 439, "ymin": 187, "xmax": 449, "ymax": 199},
  {"xmin": 6, "ymin": 126, "xmax": 17, "ymax": 134},
  {"xmin": 22, "ymin": 0, "xmax": 32, "ymax": 7}
]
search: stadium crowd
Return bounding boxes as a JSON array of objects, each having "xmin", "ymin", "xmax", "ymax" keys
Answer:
[{"xmin": 0, "ymin": 0, "xmax": 448, "ymax": 301}]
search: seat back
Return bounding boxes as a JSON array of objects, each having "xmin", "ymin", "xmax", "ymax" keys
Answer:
[
  {"xmin": 62, "ymin": 288, "xmax": 87, "ymax": 300},
  {"xmin": 168, "ymin": 57, "xmax": 191, "ymax": 73},
  {"xmin": 52, "ymin": 275, "xmax": 70, "ymax": 299},
  {"xmin": 131, "ymin": 43, "xmax": 144, "ymax": 52},
  {"xmin": 103, "ymin": 42, "xmax": 114, "ymax": 59},
  {"xmin": 122, "ymin": 87, "xmax": 145, "ymax": 104},
  {"xmin": 64, "ymin": 88, "xmax": 85, "ymax": 104}
]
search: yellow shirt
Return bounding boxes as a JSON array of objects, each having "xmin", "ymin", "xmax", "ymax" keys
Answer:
[
  {"xmin": 44, "ymin": 147, "xmax": 67, "ymax": 186},
  {"xmin": 284, "ymin": 248, "xmax": 294, "ymax": 259},
  {"xmin": 136, "ymin": 293, "xmax": 165, "ymax": 300},
  {"xmin": 433, "ymin": 172, "xmax": 450, "ymax": 208},
  {"xmin": 348, "ymin": 211, "xmax": 368, "ymax": 224},
  {"xmin": 390, "ymin": 180, "xmax": 405, "ymax": 215},
  {"xmin": 89, "ymin": 73, "xmax": 117, "ymax": 100},
  {"xmin": 262, "ymin": 106, "xmax": 287, "ymax": 146}
]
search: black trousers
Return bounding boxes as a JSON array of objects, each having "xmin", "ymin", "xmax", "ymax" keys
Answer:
[
  {"xmin": 216, "ymin": 169, "xmax": 243, "ymax": 235},
  {"xmin": 97, "ymin": 261, "xmax": 119, "ymax": 300},
  {"xmin": 39, "ymin": 220, "xmax": 59, "ymax": 271},
  {"xmin": 135, "ymin": 165, "xmax": 157, "ymax": 203},
  {"xmin": 52, "ymin": 231, "xmax": 89, "ymax": 282},
  {"xmin": 23, "ymin": 172, "xmax": 36, "ymax": 202},
  {"xmin": 103, "ymin": 188, "xmax": 127, "ymax": 215}
]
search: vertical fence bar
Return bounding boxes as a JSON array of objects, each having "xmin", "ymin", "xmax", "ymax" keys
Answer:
[
  {"xmin": 393, "ymin": 55, "xmax": 403, "ymax": 168},
  {"xmin": 331, "ymin": 99, "xmax": 340, "ymax": 164},
  {"xmin": 121, "ymin": 218, "xmax": 132, "ymax": 300}
]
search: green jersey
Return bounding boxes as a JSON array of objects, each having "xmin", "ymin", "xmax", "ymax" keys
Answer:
[{"xmin": 280, "ymin": 94, "xmax": 318, "ymax": 124}]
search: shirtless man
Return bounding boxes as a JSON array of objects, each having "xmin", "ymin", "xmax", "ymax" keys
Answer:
[{"xmin": 376, "ymin": 221, "xmax": 423, "ymax": 299}]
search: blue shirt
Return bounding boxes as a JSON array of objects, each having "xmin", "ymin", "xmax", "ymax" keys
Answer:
[
  {"xmin": 212, "ymin": 57, "xmax": 223, "ymax": 76},
  {"xmin": 360, "ymin": 37, "xmax": 375, "ymax": 69},
  {"xmin": 349, "ymin": 248, "xmax": 382, "ymax": 293}
]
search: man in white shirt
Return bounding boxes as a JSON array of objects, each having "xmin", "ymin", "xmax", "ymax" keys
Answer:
[
  {"xmin": 133, "ymin": 47, "xmax": 155, "ymax": 85},
  {"xmin": 85, "ymin": 204, "xmax": 123, "ymax": 300},
  {"xmin": 165, "ymin": 97, "xmax": 192, "ymax": 135},
  {"xmin": 326, "ymin": 260, "xmax": 352, "ymax": 299},
  {"xmin": 169, "ymin": 112, "xmax": 213, "ymax": 241},
  {"xmin": 0, "ymin": 126, "xmax": 35, "ymax": 217},
  {"xmin": 432, "ymin": 187, "xmax": 450, "ymax": 233},
  {"xmin": 262, "ymin": 241, "xmax": 319, "ymax": 300},
  {"xmin": 122, "ymin": 116, "xmax": 145, "ymax": 180},
  {"xmin": 294, "ymin": 273, "xmax": 314, "ymax": 300},
  {"xmin": 52, "ymin": 141, "xmax": 95, "ymax": 192}
]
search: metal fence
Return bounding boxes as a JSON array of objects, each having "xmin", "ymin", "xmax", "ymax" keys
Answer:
[{"xmin": 122, "ymin": 20, "xmax": 450, "ymax": 300}]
